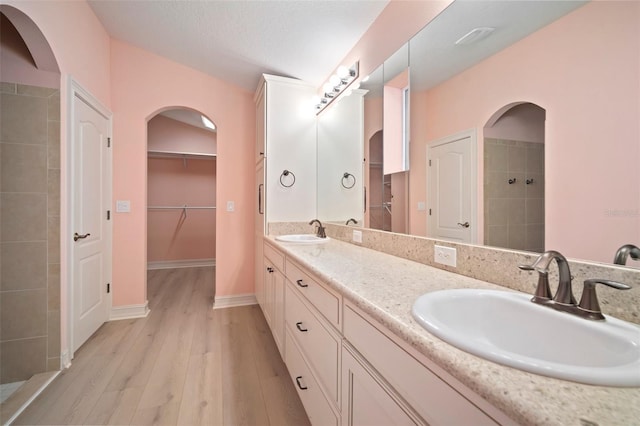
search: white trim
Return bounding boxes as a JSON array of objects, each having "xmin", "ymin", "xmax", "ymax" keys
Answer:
[
  {"xmin": 5, "ymin": 371, "xmax": 60, "ymax": 426},
  {"xmin": 147, "ymin": 258, "xmax": 216, "ymax": 270},
  {"xmin": 212, "ymin": 294, "xmax": 257, "ymax": 310},
  {"xmin": 66, "ymin": 76, "xmax": 113, "ymax": 360},
  {"xmin": 61, "ymin": 350, "xmax": 71, "ymax": 369},
  {"xmin": 110, "ymin": 302, "xmax": 150, "ymax": 321}
]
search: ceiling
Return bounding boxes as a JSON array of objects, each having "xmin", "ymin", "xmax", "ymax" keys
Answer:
[{"xmin": 88, "ymin": 0, "xmax": 389, "ymax": 92}]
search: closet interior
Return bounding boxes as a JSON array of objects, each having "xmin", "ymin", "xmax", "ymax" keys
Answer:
[{"xmin": 147, "ymin": 109, "xmax": 217, "ymax": 273}]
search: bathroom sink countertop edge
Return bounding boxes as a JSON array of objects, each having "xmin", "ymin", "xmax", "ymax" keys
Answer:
[{"xmin": 267, "ymin": 235, "xmax": 640, "ymax": 426}]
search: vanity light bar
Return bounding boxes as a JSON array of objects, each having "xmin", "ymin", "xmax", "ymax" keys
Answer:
[{"xmin": 315, "ymin": 61, "xmax": 359, "ymax": 114}]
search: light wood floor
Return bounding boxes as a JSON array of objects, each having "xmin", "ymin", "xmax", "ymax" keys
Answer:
[{"xmin": 14, "ymin": 267, "xmax": 310, "ymax": 426}]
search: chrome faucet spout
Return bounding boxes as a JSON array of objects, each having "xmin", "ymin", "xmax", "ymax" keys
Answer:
[
  {"xmin": 308, "ymin": 219, "xmax": 326, "ymax": 238},
  {"xmin": 613, "ymin": 244, "xmax": 640, "ymax": 265}
]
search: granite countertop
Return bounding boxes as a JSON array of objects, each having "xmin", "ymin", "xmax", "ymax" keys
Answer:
[{"xmin": 267, "ymin": 236, "xmax": 640, "ymax": 426}]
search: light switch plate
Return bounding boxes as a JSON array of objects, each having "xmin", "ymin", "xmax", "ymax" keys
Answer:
[
  {"xmin": 417, "ymin": 201, "xmax": 426, "ymax": 211},
  {"xmin": 434, "ymin": 245, "xmax": 457, "ymax": 267},
  {"xmin": 116, "ymin": 200, "xmax": 130, "ymax": 213},
  {"xmin": 352, "ymin": 230, "xmax": 363, "ymax": 243},
  {"xmin": 226, "ymin": 201, "xmax": 235, "ymax": 212}
]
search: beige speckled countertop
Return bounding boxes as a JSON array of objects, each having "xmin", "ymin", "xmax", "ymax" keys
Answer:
[{"xmin": 267, "ymin": 236, "xmax": 640, "ymax": 426}]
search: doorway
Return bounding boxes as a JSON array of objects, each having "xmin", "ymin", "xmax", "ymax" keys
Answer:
[
  {"xmin": 146, "ymin": 109, "xmax": 217, "ymax": 299},
  {"xmin": 483, "ymin": 102, "xmax": 546, "ymax": 252}
]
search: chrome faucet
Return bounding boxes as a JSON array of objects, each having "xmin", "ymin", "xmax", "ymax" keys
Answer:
[
  {"xmin": 309, "ymin": 219, "xmax": 326, "ymax": 238},
  {"xmin": 519, "ymin": 250, "xmax": 631, "ymax": 320},
  {"xmin": 345, "ymin": 218, "xmax": 358, "ymax": 225},
  {"xmin": 613, "ymin": 244, "xmax": 640, "ymax": 265}
]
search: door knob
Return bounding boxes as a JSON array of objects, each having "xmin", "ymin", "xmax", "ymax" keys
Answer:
[
  {"xmin": 457, "ymin": 222, "xmax": 470, "ymax": 228},
  {"xmin": 74, "ymin": 232, "xmax": 91, "ymax": 241}
]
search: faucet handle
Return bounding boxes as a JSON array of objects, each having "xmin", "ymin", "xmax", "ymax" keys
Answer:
[
  {"xmin": 578, "ymin": 279, "xmax": 631, "ymax": 320},
  {"xmin": 519, "ymin": 264, "xmax": 552, "ymax": 302}
]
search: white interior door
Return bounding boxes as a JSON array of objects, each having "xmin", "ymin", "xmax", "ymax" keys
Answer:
[
  {"xmin": 427, "ymin": 130, "xmax": 476, "ymax": 243},
  {"xmin": 72, "ymin": 90, "xmax": 112, "ymax": 353}
]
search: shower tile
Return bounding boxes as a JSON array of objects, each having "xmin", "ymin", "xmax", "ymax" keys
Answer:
[
  {"xmin": 508, "ymin": 225, "xmax": 527, "ymax": 251},
  {"xmin": 508, "ymin": 145, "xmax": 527, "ymax": 173},
  {"xmin": 0, "ymin": 94, "xmax": 47, "ymax": 145},
  {"xmin": 47, "ymin": 310, "xmax": 60, "ymax": 358},
  {"xmin": 526, "ymin": 144, "xmax": 545, "ymax": 173},
  {"xmin": 47, "ymin": 357, "xmax": 61, "ymax": 372},
  {"xmin": 526, "ymin": 198, "xmax": 545, "ymax": 224},
  {"xmin": 48, "ymin": 91, "xmax": 60, "ymax": 121},
  {"xmin": 526, "ymin": 223, "xmax": 545, "ymax": 252},
  {"xmin": 0, "ymin": 337, "xmax": 47, "ymax": 383},
  {"xmin": 485, "ymin": 198, "xmax": 509, "ymax": 226},
  {"xmin": 0, "ymin": 289, "xmax": 47, "ymax": 340},
  {"xmin": 484, "ymin": 140, "xmax": 508, "ymax": 172},
  {"xmin": 0, "ymin": 242, "xmax": 47, "ymax": 291},
  {"xmin": 47, "ymin": 216, "xmax": 60, "ymax": 264},
  {"xmin": 47, "ymin": 121, "xmax": 60, "ymax": 169},
  {"xmin": 0, "ymin": 143, "xmax": 47, "ymax": 193},
  {"xmin": 0, "ymin": 82, "xmax": 16, "ymax": 94},
  {"xmin": 0, "ymin": 193, "xmax": 47, "ymax": 242},
  {"xmin": 48, "ymin": 169, "xmax": 61, "ymax": 217},
  {"xmin": 16, "ymin": 85, "xmax": 57, "ymax": 98},
  {"xmin": 486, "ymin": 225, "xmax": 509, "ymax": 248},
  {"xmin": 48, "ymin": 263, "xmax": 60, "ymax": 311},
  {"xmin": 525, "ymin": 173, "xmax": 545, "ymax": 199}
]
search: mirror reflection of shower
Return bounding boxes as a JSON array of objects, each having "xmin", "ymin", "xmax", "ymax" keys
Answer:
[{"xmin": 483, "ymin": 102, "xmax": 546, "ymax": 252}]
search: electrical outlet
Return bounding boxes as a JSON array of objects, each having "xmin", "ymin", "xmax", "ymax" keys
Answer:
[
  {"xmin": 434, "ymin": 245, "xmax": 457, "ymax": 267},
  {"xmin": 226, "ymin": 201, "xmax": 235, "ymax": 212},
  {"xmin": 352, "ymin": 230, "xmax": 363, "ymax": 243},
  {"xmin": 116, "ymin": 200, "xmax": 130, "ymax": 213}
]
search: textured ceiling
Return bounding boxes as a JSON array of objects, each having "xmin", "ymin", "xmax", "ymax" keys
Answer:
[{"xmin": 88, "ymin": 0, "xmax": 389, "ymax": 92}]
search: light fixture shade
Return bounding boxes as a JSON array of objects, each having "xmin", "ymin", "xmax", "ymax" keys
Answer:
[
  {"xmin": 315, "ymin": 61, "xmax": 359, "ymax": 115},
  {"xmin": 336, "ymin": 66, "xmax": 349, "ymax": 78},
  {"xmin": 329, "ymin": 75, "xmax": 341, "ymax": 87}
]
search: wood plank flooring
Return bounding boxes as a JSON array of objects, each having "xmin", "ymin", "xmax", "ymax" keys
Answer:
[{"xmin": 14, "ymin": 267, "xmax": 310, "ymax": 426}]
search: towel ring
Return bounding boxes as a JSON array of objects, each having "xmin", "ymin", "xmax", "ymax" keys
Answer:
[
  {"xmin": 280, "ymin": 170, "xmax": 296, "ymax": 188},
  {"xmin": 342, "ymin": 172, "xmax": 356, "ymax": 189}
]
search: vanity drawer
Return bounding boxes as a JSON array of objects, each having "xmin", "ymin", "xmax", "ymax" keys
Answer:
[
  {"xmin": 343, "ymin": 303, "xmax": 502, "ymax": 426},
  {"xmin": 285, "ymin": 329, "xmax": 339, "ymax": 426},
  {"xmin": 285, "ymin": 259, "xmax": 341, "ymax": 328},
  {"xmin": 286, "ymin": 282, "xmax": 340, "ymax": 405},
  {"xmin": 264, "ymin": 240, "xmax": 285, "ymax": 271}
]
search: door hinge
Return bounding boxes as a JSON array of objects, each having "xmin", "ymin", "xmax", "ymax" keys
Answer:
[
  {"xmin": 107, "ymin": 283, "xmax": 111, "ymax": 293},
  {"xmin": 107, "ymin": 137, "xmax": 111, "ymax": 148},
  {"xmin": 107, "ymin": 210, "xmax": 111, "ymax": 220}
]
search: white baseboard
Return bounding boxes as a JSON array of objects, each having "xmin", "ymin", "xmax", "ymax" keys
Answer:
[
  {"xmin": 147, "ymin": 258, "xmax": 215, "ymax": 270},
  {"xmin": 213, "ymin": 294, "xmax": 257, "ymax": 310},
  {"xmin": 61, "ymin": 350, "xmax": 71, "ymax": 369},
  {"xmin": 110, "ymin": 301, "xmax": 150, "ymax": 321}
]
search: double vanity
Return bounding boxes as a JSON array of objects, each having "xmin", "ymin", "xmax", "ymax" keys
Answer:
[{"xmin": 257, "ymin": 228, "xmax": 640, "ymax": 426}]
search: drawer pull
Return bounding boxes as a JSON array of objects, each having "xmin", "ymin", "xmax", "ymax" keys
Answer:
[
  {"xmin": 296, "ymin": 279, "xmax": 308, "ymax": 288},
  {"xmin": 266, "ymin": 267, "xmax": 274, "ymax": 273},
  {"xmin": 295, "ymin": 322, "xmax": 308, "ymax": 332},
  {"xmin": 295, "ymin": 376, "xmax": 308, "ymax": 390}
]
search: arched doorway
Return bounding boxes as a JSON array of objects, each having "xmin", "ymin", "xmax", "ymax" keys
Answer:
[
  {"xmin": 145, "ymin": 108, "xmax": 217, "ymax": 309},
  {"xmin": 0, "ymin": 4, "xmax": 61, "ymax": 413},
  {"xmin": 483, "ymin": 102, "xmax": 546, "ymax": 252}
]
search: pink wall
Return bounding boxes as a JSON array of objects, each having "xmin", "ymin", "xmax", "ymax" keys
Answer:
[
  {"xmin": 147, "ymin": 158, "xmax": 216, "ymax": 262},
  {"xmin": 110, "ymin": 39, "xmax": 255, "ymax": 306},
  {"xmin": 410, "ymin": 1, "xmax": 640, "ymax": 264},
  {"xmin": 148, "ymin": 114, "xmax": 217, "ymax": 155}
]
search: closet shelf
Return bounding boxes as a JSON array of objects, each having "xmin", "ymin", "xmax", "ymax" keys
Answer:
[{"xmin": 147, "ymin": 150, "xmax": 217, "ymax": 160}]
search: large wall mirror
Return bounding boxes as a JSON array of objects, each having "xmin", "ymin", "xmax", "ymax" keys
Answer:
[{"xmin": 319, "ymin": 0, "xmax": 640, "ymax": 269}]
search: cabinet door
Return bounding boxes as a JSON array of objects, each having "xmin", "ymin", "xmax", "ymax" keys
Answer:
[
  {"xmin": 255, "ymin": 81, "xmax": 266, "ymax": 163},
  {"xmin": 342, "ymin": 346, "xmax": 424, "ymax": 426},
  {"xmin": 263, "ymin": 258, "xmax": 275, "ymax": 327},
  {"xmin": 272, "ymin": 268, "xmax": 285, "ymax": 356},
  {"xmin": 255, "ymin": 163, "xmax": 265, "ymax": 308}
]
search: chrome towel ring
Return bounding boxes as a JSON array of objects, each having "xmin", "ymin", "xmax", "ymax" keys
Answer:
[
  {"xmin": 280, "ymin": 170, "xmax": 296, "ymax": 187},
  {"xmin": 342, "ymin": 172, "xmax": 356, "ymax": 189}
]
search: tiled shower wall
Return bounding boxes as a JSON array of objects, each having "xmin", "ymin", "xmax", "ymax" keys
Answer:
[
  {"xmin": 0, "ymin": 82, "xmax": 61, "ymax": 383},
  {"xmin": 484, "ymin": 138, "xmax": 545, "ymax": 253}
]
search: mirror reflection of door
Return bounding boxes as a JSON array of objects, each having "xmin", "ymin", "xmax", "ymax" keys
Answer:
[{"xmin": 483, "ymin": 102, "xmax": 545, "ymax": 252}]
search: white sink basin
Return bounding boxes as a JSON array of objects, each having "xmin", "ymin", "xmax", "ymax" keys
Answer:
[
  {"xmin": 412, "ymin": 289, "xmax": 640, "ymax": 387},
  {"xmin": 275, "ymin": 234, "xmax": 330, "ymax": 244}
]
